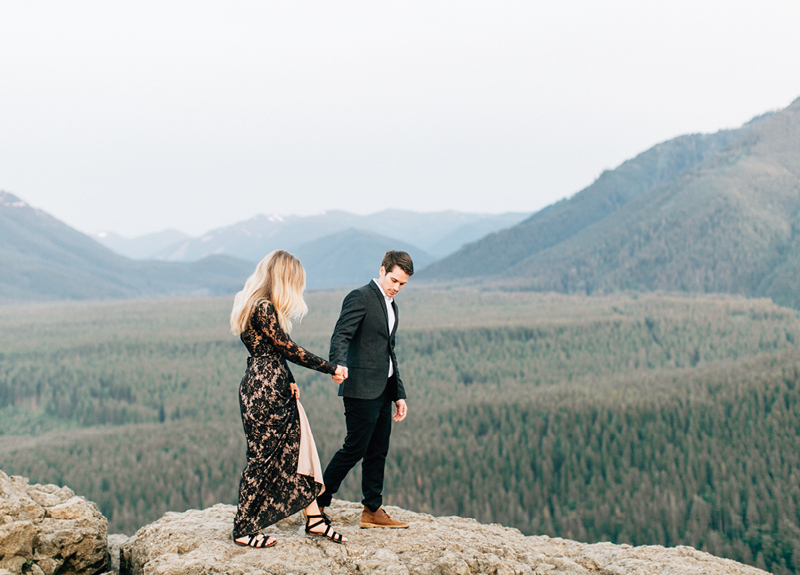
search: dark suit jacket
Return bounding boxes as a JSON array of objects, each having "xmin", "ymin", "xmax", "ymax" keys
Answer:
[{"xmin": 329, "ymin": 281, "xmax": 406, "ymax": 401}]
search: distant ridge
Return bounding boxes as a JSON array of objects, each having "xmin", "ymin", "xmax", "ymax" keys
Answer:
[
  {"xmin": 420, "ymin": 99, "xmax": 800, "ymax": 308},
  {"xmin": 149, "ymin": 210, "xmax": 529, "ymax": 263},
  {"xmin": 92, "ymin": 229, "xmax": 191, "ymax": 260},
  {"xmin": 0, "ymin": 192, "xmax": 252, "ymax": 302},
  {"xmin": 420, "ymin": 114, "xmax": 769, "ymax": 282},
  {"xmin": 293, "ymin": 228, "xmax": 435, "ymax": 289}
]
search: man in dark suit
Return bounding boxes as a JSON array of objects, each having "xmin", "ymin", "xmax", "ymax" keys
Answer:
[{"xmin": 317, "ymin": 250, "xmax": 413, "ymax": 528}]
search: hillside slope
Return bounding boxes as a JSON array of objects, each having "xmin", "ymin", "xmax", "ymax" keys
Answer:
[
  {"xmin": 294, "ymin": 228, "xmax": 435, "ymax": 289},
  {"xmin": 419, "ymin": 109, "xmax": 776, "ymax": 282},
  {"xmin": 0, "ymin": 192, "xmax": 251, "ymax": 301},
  {"xmin": 496, "ymin": 97, "xmax": 800, "ymax": 307},
  {"xmin": 420, "ymin": 127, "xmax": 756, "ymax": 280}
]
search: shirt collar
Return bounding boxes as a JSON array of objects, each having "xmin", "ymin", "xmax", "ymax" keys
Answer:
[{"xmin": 372, "ymin": 278, "xmax": 393, "ymax": 302}]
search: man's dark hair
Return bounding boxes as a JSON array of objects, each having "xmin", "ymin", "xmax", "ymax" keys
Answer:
[{"xmin": 381, "ymin": 250, "xmax": 414, "ymax": 276}]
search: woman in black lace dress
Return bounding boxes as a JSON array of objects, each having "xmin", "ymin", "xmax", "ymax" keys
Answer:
[{"xmin": 230, "ymin": 250, "xmax": 348, "ymax": 548}]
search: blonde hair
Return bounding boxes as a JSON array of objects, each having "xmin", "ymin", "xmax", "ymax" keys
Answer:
[{"xmin": 230, "ymin": 250, "xmax": 308, "ymax": 335}]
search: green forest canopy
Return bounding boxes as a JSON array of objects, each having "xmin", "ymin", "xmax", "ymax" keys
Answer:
[{"xmin": 1, "ymin": 290, "xmax": 799, "ymax": 574}]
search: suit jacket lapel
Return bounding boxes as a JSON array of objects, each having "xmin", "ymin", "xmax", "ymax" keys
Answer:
[
  {"xmin": 390, "ymin": 300, "xmax": 398, "ymax": 337},
  {"xmin": 369, "ymin": 281, "xmax": 391, "ymax": 333}
]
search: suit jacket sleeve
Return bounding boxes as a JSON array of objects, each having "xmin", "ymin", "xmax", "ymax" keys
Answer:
[
  {"xmin": 329, "ymin": 289, "xmax": 367, "ymax": 367},
  {"xmin": 258, "ymin": 302, "xmax": 337, "ymax": 375}
]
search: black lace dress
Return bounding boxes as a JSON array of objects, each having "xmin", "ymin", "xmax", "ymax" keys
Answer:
[{"xmin": 232, "ymin": 300, "xmax": 337, "ymax": 539}]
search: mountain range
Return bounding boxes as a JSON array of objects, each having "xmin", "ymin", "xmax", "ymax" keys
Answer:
[
  {"xmin": 421, "ymin": 98, "xmax": 800, "ymax": 308},
  {"xmin": 5, "ymin": 97, "xmax": 800, "ymax": 304},
  {"xmin": 0, "ymin": 192, "xmax": 252, "ymax": 302},
  {"xmin": 91, "ymin": 229, "xmax": 191, "ymax": 260},
  {"xmin": 0, "ymin": 194, "xmax": 474, "ymax": 299},
  {"xmin": 294, "ymin": 228, "xmax": 436, "ymax": 289},
  {"xmin": 93, "ymin": 210, "xmax": 529, "ymax": 263}
]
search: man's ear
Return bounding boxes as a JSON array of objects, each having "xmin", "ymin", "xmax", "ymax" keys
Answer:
[{"xmin": 379, "ymin": 266, "xmax": 386, "ymax": 277}]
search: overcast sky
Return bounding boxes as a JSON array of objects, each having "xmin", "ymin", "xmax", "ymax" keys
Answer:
[{"xmin": 1, "ymin": 1, "xmax": 799, "ymax": 238}]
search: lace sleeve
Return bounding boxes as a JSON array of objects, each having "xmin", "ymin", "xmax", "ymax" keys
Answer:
[{"xmin": 257, "ymin": 302, "xmax": 337, "ymax": 375}]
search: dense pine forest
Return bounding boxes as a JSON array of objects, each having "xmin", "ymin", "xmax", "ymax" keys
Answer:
[{"xmin": 1, "ymin": 291, "xmax": 799, "ymax": 573}]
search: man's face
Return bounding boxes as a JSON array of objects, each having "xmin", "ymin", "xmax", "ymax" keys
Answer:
[{"xmin": 377, "ymin": 265, "xmax": 410, "ymax": 298}]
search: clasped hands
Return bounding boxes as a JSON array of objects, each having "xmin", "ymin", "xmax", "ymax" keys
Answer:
[
  {"xmin": 290, "ymin": 366, "xmax": 348, "ymax": 399},
  {"xmin": 332, "ymin": 365, "xmax": 348, "ymax": 384},
  {"xmin": 289, "ymin": 365, "xmax": 347, "ymax": 399}
]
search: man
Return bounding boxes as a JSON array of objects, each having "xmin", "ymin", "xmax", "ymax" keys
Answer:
[{"xmin": 317, "ymin": 250, "xmax": 413, "ymax": 528}]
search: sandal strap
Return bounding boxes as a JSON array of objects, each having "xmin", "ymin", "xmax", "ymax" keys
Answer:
[
  {"xmin": 236, "ymin": 533, "xmax": 276, "ymax": 548},
  {"xmin": 307, "ymin": 521, "xmax": 345, "ymax": 542},
  {"xmin": 305, "ymin": 516, "xmax": 345, "ymax": 543},
  {"xmin": 307, "ymin": 511, "xmax": 332, "ymax": 524},
  {"xmin": 323, "ymin": 524, "xmax": 344, "ymax": 542},
  {"xmin": 306, "ymin": 518, "xmax": 327, "ymax": 532}
]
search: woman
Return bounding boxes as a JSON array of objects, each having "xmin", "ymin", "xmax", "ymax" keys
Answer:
[{"xmin": 230, "ymin": 250, "xmax": 347, "ymax": 548}]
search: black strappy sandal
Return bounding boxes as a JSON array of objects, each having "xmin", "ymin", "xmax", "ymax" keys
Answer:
[
  {"xmin": 317, "ymin": 507, "xmax": 332, "ymax": 525},
  {"xmin": 305, "ymin": 514, "xmax": 346, "ymax": 544},
  {"xmin": 301, "ymin": 508, "xmax": 331, "ymax": 525},
  {"xmin": 234, "ymin": 533, "xmax": 277, "ymax": 548}
]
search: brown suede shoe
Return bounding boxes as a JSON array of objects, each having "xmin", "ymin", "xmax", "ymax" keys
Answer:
[{"xmin": 360, "ymin": 506, "xmax": 409, "ymax": 529}]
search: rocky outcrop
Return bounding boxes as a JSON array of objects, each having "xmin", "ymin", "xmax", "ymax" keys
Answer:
[
  {"xmin": 0, "ymin": 471, "xmax": 108, "ymax": 575},
  {"xmin": 120, "ymin": 501, "xmax": 768, "ymax": 575},
  {"xmin": 0, "ymin": 470, "xmax": 770, "ymax": 575}
]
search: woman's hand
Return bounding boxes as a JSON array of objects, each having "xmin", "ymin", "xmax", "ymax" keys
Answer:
[
  {"xmin": 290, "ymin": 382, "xmax": 300, "ymax": 399},
  {"xmin": 332, "ymin": 365, "xmax": 348, "ymax": 384}
]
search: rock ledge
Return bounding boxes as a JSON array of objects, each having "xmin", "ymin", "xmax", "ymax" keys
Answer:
[
  {"xmin": 120, "ymin": 501, "xmax": 767, "ymax": 575},
  {"xmin": 0, "ymin": 470, "xmax": 107, "ymax": 575}
]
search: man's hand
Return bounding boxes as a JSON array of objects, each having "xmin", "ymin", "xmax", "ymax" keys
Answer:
[
  {"xmin": 290, "ymin": 382, "xmax": 300, "ymax": 399},
  {"xmin": 393, "ymin": 399, "xmax": 407, "ymax": 422},
  {"xmin": 332, "ymin": 365, "xmax": 348, "ymax": 384}
]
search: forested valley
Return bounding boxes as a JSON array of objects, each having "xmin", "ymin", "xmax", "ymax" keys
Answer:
[{"xmin": 1, "ymin": 290, "xmax": 799, "ymax": 574}]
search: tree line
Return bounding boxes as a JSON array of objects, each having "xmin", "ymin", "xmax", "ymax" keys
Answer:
[{"xmin": 1, "ymin": 292, "xmax": 799, "ymax": 573}]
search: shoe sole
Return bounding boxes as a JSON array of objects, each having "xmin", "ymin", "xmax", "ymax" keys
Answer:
[{"xmin": 359, "ymin": 521, "xmax": 409, "ymax": 529}]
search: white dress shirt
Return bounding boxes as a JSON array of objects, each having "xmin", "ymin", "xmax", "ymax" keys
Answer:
[{"xmin": 373, "ymin": 279, "xmax": 395, "ymax": 377}]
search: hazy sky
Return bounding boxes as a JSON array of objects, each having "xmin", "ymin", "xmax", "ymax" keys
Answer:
[{"xmin": 2, "ymin": 1, "xmax": 799, "ymax": 238}]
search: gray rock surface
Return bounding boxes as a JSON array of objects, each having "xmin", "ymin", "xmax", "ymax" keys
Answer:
[
  {"xmin": 0, "ymin": 470, "xmax": 108, "ymax": 575},
  {"xmin": 120, "ymin": 501, "xmax": 768, "ymax": 575}
]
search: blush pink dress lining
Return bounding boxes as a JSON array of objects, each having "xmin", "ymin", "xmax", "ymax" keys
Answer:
[{"xmin": 296, "ymin": 400, "xmax": 325, "ymax": 491}]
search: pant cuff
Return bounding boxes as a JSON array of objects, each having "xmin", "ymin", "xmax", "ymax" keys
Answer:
[{"xmin": 362, "ymin": 501, "xmax": 381, "ymax": 512}]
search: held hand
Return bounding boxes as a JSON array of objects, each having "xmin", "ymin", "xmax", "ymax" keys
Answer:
[
  {"xmin": 393, "ymin": 399, "xmax": 407, "ymax": 422},
  {"xmin": 290, "ymin": 382, "xmax": 300, "ymax": 399},
  {"xmin": 332, "ymin": 365, "xmax": 348, "ymax": 385}
]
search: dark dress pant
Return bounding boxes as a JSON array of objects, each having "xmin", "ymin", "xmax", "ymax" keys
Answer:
[{"xmin": 318, "ymin": 384, "xmax": 393, "ymax": 512}]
